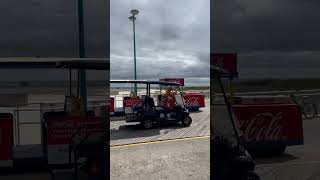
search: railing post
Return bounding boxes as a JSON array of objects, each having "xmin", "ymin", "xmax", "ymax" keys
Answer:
[
  {"xmin": 39, "ymin": 103, "xmax": 43, "ymax": 149},
  {"xmin": 16, "ymin": 104, "xmax": 20, "ymax": 145}
]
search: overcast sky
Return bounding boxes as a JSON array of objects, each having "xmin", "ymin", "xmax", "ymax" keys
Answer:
[
  {"xmin": 110, "ymin": 0, "xmax": 210, "ymax": 80},
  {"xmin": 213, "ymin": 0, "xmax": 320, "ymax": 79},
  {"xmin": 0, "ymin": 0, "xmax": 108, "ymax": 81}
]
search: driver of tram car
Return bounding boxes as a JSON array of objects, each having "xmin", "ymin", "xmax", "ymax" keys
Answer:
[
  {"xmin": 163, "ymin": 86, "xmax": 175, "ymax": 109},
  {"xmin": 165, "ymin": 86, "xmax": 173, "ymax": 96},
  {"xmin": 130, "ymin": 91, "xmax": 136, "ymax": 98}
]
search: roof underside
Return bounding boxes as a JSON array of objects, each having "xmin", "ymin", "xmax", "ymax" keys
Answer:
[
  {"xmin": 0, "ymin": 58, "xmax": 109, "ymax": 70},
  {"xmin": 110, "ymin": 80, "xmax": 180, "ymax": 86}
]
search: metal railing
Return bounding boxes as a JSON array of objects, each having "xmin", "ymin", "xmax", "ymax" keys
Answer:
[{"xmin": 212, "ymin": 89, "xmax": 320, "ymax": 119}]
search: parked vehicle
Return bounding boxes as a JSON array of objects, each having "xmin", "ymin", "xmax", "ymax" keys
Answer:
[
  {"xmin": 110, "ymin": 80, "xmax": 192, "ymax": 129},
  {"xmin": 231, "ymin": 95, "xmax": 304, "ymax": 154}
]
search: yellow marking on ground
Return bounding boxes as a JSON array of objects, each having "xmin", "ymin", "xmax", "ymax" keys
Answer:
[{"xmin": 110, "ymin": 135, "xmax": 210, "ymax": 149}]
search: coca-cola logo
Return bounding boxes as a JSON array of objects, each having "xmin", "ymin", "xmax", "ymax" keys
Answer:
[
  {"xmin": 125, "ymin": 99, "xmax": 143, "ymax": 107},
  {"xmin": 237, "ymin": 112, "xmax": 285, "ymax": 142},
  {"xmin": 185, "ymin": 97, "xmax": 199, "ymax": 106}
]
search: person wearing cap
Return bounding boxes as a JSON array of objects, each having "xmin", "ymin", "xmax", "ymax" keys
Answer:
[
  {"xmin": 165, "ymin": 86, "xmax": 173, "ymax": 96},
  {"xmin": 130, "ymin": 91, "xmax": 136, "ymax": 98},
  {"xmin": 163, "ymin": 86, "xmax": 175, "ymax": 109}
]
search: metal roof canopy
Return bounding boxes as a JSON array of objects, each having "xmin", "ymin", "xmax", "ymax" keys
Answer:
[
  {"xmin": 110, "ymin": 80, "xmax": 180, "ymax": 86},
  {"xmin": 111, "ymin": 80, "xmax": 181, "ymax": 98},
  {"xmin": 0, "ymin": 58, "xmax": 109, "ymax": 70}
]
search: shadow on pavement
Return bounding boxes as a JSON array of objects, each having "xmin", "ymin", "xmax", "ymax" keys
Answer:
[
  {"xmin": 0, "ymin": 166, "xmax": 52, "ymax": 175},
  {"xmin": 189, "ymin": 110, "xmax": 204, "ymax": 114},
  {"xmin": 0, "ymin": 168, "xmax": 53, "ymax": 180},
  {"xmin": 110, "ymin": 122, "xmax": 187, "ymax": 141},
  {"xmin": 255, "ymin": 153, "xmax": 299, "ymax": 165}
]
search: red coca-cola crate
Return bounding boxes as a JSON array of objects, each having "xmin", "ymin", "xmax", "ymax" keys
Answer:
[
  {"xmin": 123, "ymin": 97, "xmax": 144, "ymax": 114},
  {"xmin": 0, "ymin": 114, "xmax": 13, "ymax": 165},
  {"xmin": 232, "ymin": 103, "xmax": 303, "ymax": 149},
  {"xmin": 184, "ymin": 93, "xmax": 205, "ymax": 108},
  {"xmin": 110, "ymin": 97, "xmax": 114, "ymax": 115},
  {"xmin": 45, "ymin": 114, "xmax": 104, "ymax": 165}
]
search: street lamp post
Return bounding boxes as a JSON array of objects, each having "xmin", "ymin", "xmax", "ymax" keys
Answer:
[
  {"xmin": 78, "ymin": 0, "xmax": 87, "ymax": 111},
  {"xmin": 129, "ymin": 9, "xmax": 139, "ymax": 95}
]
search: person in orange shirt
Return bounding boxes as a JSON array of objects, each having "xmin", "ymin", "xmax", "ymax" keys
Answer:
[
  {"xmin": 163, "ymin": 87, "xmax": 175, "ymax": 109},
  {"xmin": 165, "ymin": 86, "xmax": 173, "ymax": 96},
  {"xmin": 130, "ymin": 91, "xmax": 136, "ymax": 98}
]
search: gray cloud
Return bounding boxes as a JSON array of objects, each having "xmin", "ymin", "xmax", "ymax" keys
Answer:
[
  {"xmin": 110, "ymin": 0, "xmax": 210, "ymax": 80},
  {"xmin": 0, "ymin": 0, "xmax": 108, "ymax": 58},
  {"xmin": 213, "ymin": 0, "xmax": 320, "ymax": 79},
  {"xmin": 0, "ymin": 0, "xmax": 108, "ymax": 82},
  {"xmin": 160, "ymin": 25, "xmax": 181, "ymax": 41}
]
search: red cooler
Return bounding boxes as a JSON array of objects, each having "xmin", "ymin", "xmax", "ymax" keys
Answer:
[
  {"xmin": 0, "ymin": 113, "xmax": 13, "ymax": 167},
  {"xmin": 232, "ymin": 96, "xmax": 303, "ymax": 151}
]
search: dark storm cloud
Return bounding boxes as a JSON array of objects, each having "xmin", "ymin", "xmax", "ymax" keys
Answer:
[
  {"xmin": 213, "ymin": 0, "xmax": 320, "ymax": 79},
  {"xmin": 0, "ymin": 0, "xmax": 108, "ymax": 81},
  {"xmin": 111, "ymin": 0, "xmax": 210, "ymax": 80},
  {"xmin": 0, "ymin": 0, "xmax": 108, "ymax": 57}
]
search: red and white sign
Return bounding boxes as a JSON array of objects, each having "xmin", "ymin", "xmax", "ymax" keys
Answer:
[
  {"xmin": 123, "ymin": 97, "xmax": 144, "ymax": 114},
  {"xmin": 46, "ymin": 116, "xmax": 104, "ymax": 164},
  {"xmin": 232, "ymin": 104, "xmax": 303, "ymax": 144},
  {"xmin": 0, "ymin": 114, "xmax": 13, "ymax": 166},
  {"xmin": 211, "ymin": 53, "xmax": 238, "ymax": 77},
  {"xmin": 159, "ymin": 78, "xmax": 184, "ymax": 86},
  {"xmin": 110, "ymin": 97, "xmax": 114, "ymax": 115},
  {"xmin": 183, "ymin": 93, "xmax": 205, "ymax": 108},
  {"xmin": 161, "ymin": 95, "xmax": 176, "ymax": 109}
]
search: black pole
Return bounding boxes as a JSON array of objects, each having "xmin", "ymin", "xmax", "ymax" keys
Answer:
[
  {"xmin": 132, "ymin": 16, "xmax": 137, "ymax": 95},
  {"xmin": 78, "ymin": 0, "xmax": 87, "ymax": 111},
  {"xmin": 77, "ymin": 70, "xmax": 80, "ymax": 97},
  {"xmin": 69, "ymin": 68, "xmax": 72, "ymax": 96}
]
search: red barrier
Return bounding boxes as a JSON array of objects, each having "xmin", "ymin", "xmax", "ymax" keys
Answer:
[
  {"xmin": 123, "ymin": 97, "xmax": 143, "ymax": 114},
  {"xmin": 232, "ymin": 104, "xmax": 303, "ymax": 145},
  {"xmin": 0, "ymin": 114, "xmax": 13, "ymax": 166},
  {"xmin": 46, "ymin": 115, "xmax": 104, "ymax": 164},
  {"xmin": 184, "ymin": 93, "xmax": 205, "ymax": 108},
  {"xmin": 110, "ymin": 97, "xmax": 114, "ymax": 114}
]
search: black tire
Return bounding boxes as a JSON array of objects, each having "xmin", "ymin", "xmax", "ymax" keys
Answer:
[
  {"xmin": 242, "ymin": 171, "xmax": 261, "ymax": 180},
  {"xmin": 181, "ymin": 116, "xmax": 192, "ymax": 126},
  {"xmin": 302, "ymin": 102, "xmax": 317, "ymax": 119},
  {"xmin": 141, "ymin": 119, "xmax": 153, "ymax": 129}
]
